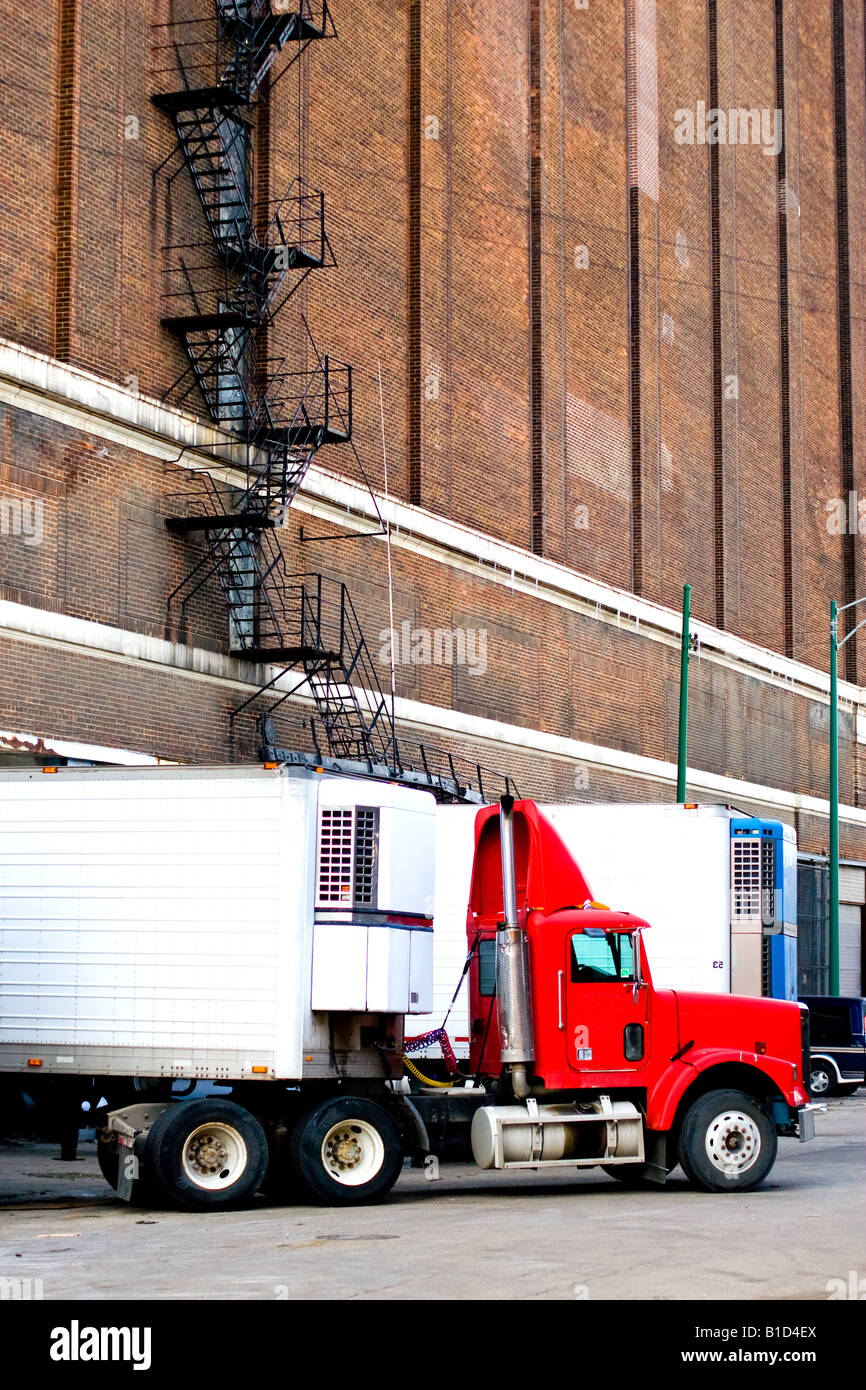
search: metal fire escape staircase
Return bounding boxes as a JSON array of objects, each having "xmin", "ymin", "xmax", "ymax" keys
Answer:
[
  {"xmin": 165, "ymin": 348, "xmax": 352, "ymax": 664},
  {"xmin": 154, "ymin": 2, "xmax": 392, "ymax": 761},
  {"xmin": 153, "ymin": 6, "xmax": 517, "ymax": 803}
]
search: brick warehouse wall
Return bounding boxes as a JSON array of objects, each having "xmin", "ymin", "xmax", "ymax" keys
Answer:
[
  {"xmin": 0, "ymin": 0, "xmax": 864, "ymax": 861},
  {"xmin": 0, "ymin": 383, "xmax": 864, "ymax": 860}
]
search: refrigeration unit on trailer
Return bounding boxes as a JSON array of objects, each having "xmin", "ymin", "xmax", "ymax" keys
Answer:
[{"xmin": 729, "ymin": 817, "xmax": 797, "ymax": 1001}]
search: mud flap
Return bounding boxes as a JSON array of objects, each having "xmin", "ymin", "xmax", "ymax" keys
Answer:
[
  {"xmin": 797, "ymin": 1103, "xmax": 823, "ymax": 1143},
  {"xmin": 107, "ymin": 1101, "xmax": 169, "ymax": 1201},
  {"xmin": 642, "ymin": 1130, "xmax": 669, "ymax": 1184},
  {"xmin": 115, "ymin": 1136, "xmax": 138, "ymax": 1202}
]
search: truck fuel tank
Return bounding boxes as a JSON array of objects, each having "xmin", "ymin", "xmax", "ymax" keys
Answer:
[{"xmin": 471, "ymin": 1096, "xmax": 644, "ymax": 1170}]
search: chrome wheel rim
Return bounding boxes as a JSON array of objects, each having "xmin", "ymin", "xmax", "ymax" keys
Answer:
[
  {"xmin": 704, "ymin": 1109, "xmax": 761, "ymax": 1177},
  {"xmin": 320, "ymin": 1119, "xmax": 385, "ymax": 1187},
  {"xmin": 181, "ymin": 1122, "xmax": 248, "ymax": 1190}
]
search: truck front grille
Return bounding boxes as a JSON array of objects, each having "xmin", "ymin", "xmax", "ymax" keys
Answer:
[{"xmin": 800, "ymin": 1005, "xmax": 811, "ymax": 1089}]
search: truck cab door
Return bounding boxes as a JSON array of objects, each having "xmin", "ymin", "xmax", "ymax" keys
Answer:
[{"xmin": 566, "ymin": 929, "xmax": 649, "ymax": 1075}]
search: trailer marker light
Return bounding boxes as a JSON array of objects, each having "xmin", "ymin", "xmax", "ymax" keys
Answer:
[
  {"xmin": 251, "ymin": 1065, "xmax": 268, "ymax": 1074},
  {"xmin": 755, "ymin": 1041, "xmax": 766, "ymax": 1055},
  {"xmin": 263, "ymin": 762, "xmax": 279, "ymax": 770},
  {"xmin": 42, "ymin": 767, "xmax": 58, "ymax": 774},
  {"xmin": 27, "ymin": 1058, "xmax": 42, "ymax": 1067}
]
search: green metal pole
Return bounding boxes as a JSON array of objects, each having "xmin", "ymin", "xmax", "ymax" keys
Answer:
[
  {"xmin": 829, "ymin": 600, "xmax": 840, "ymax": 995},
  {"xmin": 677, "ymin": 584, "xmax": 691, "ymax": 803}
]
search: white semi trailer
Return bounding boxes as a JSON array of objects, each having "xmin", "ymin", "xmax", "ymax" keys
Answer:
[
  {"xmin": 0, "ymin": 767, "xmax": 815, "ymax": 1206},
  {"xmin": 415, "ymin": 801, "xmax": 797, "ymax": 1061},
  {"xmin": 0, "ymin": 763, "xmax": 437, "ymax": 1207}
]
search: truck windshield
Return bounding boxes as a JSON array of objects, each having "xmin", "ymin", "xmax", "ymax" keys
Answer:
[{"xmin": 571, "ymin": 931, "xmax": 636, "ymax": 984}]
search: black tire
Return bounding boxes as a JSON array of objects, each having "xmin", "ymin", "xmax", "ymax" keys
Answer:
[
  {"xmin": 288, "ymin": 1096, "xmax": 404, "ymax": 1206},
  {"xmin": 809, "ymin": 1063, "xmax": 836, "ymax": 1098},
  {"xmin": 677, "ymin": 1089, "xmax": 777, "ymax": 1193},
  {"xmin": 144, "ymin": 1100, "xmax": 269, "ymax": 1211},
  {"xmin": 95, "ymin": 1132, "xmax": 160, "ymax": 1206},
  {"xmin": 96, "ymin": 1132, "xmax": 121, "ymax": 1189}
]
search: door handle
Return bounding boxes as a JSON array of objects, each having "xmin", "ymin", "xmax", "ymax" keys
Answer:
[{"xmin": 558, "ymin": 969, "xmax": 564, "ymax": 1029}]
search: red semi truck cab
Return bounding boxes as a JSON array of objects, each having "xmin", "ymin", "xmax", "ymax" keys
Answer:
[{"xmin": 465, "ymin": 799, "xmax": 814, "ymax": 1191}]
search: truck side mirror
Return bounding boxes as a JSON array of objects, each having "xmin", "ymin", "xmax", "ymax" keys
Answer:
[{"xmin": 631, "ymin": 931, "xmax": 644, "ymax": 1001}]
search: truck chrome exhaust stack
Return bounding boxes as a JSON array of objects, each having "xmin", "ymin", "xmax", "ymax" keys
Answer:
[{"xmin": 496, "ymin": 796, "xmax": 534, "ymax": 1099}]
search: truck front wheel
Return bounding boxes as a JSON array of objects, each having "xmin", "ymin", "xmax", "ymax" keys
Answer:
[
  {"xmin": 144, "ymin": 1099, "xmax": 269, "ymax": 1211},
  {"xmin": 677, "ymin": 1089, "xmax": 777, "ymax": 1194},
  {"xmin": 289, "ymin": 1097, "xmax": 403, "ymax": 1206}
]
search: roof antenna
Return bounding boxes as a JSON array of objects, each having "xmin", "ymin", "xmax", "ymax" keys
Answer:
[{"xmin": 378, "ymin": 361, "xmax": 398, "ymax": 773}]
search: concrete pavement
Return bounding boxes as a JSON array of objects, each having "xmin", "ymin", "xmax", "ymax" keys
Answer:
[{"xmin": 0, "ymin": 1094, "xmax": 862, "ymax": 1301}]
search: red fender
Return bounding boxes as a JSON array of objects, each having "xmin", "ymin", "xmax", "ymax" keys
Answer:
[{"xmin": 648, "ymin": 1048, "xmax": 808, "ymax": 1132}]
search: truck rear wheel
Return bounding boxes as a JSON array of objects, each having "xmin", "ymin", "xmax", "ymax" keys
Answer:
[
  {"xmin": 144, "ymin": 1099, "xmax": 269, "ymax": 1211},
  {"xmin": 289, "ymin": 1097, "xmax": 403, "ymax": 1206},
  {"xmin": 677, "ymin": 1089, "xmax": 777, "ymax": 1194}
]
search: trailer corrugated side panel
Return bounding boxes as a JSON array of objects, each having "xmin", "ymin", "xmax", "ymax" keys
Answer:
[{"xmin": 0, "ymin": 767, "xmax": 311, "ymax": 1080}]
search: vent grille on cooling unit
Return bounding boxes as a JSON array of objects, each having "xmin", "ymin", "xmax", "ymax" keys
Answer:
[
  {"xmin": 732, "ymin": 837, "xmax": 762, "ymax": 922},
  {"xmin": 353, "ymin": 808, "xmax": 378, "ymax": 906},
  {"xmin": 732, "ymin": 834, "xmax": 777, "ymax": 929},
  {"xmin": 316, "ymin": 806, "xmax": 379, "ymax": 909},
  {"xmin": 317, "ymin": 809, "xmax": 354, "ymax": 904},
  {"xmin": 760, "ymin": 838, "xmax": 776, "ymax": 927}
]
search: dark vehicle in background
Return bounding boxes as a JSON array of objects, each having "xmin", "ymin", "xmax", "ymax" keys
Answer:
[{"xmin": 799, "ymin": 996, "xmax": 866, "ymax": 1097}]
